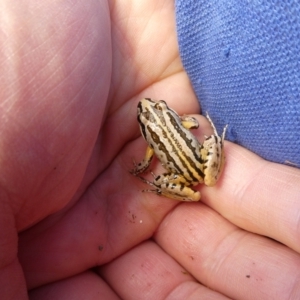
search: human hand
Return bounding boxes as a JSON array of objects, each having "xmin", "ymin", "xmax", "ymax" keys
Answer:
[
  {"xmin": 1, "ymin": 0, "xmax": 195, "ymax": 298},
  {"xmin": 1, "ymin": 1, "xmax": 299, "ymax": 299},
  {"xmin": 98, "ymin": 125, "xmax": 300, "ymax": 300}
]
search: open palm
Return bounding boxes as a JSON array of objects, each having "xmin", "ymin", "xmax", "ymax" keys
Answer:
[{"xmin": 1, "ymin": 1, "xmax": 300, "ymax": 299}]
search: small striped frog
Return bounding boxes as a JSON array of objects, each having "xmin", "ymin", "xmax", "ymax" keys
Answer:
[{"xmin": 131, "ymin": 98, "xmax": 227, "ymax": 201}]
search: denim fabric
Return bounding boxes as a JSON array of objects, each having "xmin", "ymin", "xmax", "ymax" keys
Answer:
[{"xmin": 176, "ymin": 0, "xmax": 300, "ymax": 166}]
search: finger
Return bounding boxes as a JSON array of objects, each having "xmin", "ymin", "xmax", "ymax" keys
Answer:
[
  {"xmin": 99, "ymin": 240, "xmax": 231, "ymax": 300},
  {"xmin": 19, "ymin": 154, "xmax": 180, "ymax": 289},
  {"xmin": 18, "ymin": 110, "xmax": 214, "ymax": 289},
  {"xmin": 155, "ymin": 203, "xmax": 300, "ymax": 299},
  {"xmin": 29, "ymin": 271, "xmax": 119, "ymax": 300},
  {"xmin": 200, "ymin": 141, "xmax": 300, "ymax": 253}
]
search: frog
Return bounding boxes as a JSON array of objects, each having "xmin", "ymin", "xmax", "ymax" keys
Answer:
[{"xmin": 131, "ymin": 98, "xmax": 227, "ymax": 201}]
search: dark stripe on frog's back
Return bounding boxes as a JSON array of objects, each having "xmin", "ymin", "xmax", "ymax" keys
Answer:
[
  {"xmin": 165, "ymin": 111, "xmax": 202, "ymax": 158},
  {"xmin": 146, "ymin": 123, "xmax": 200, "ymax": 183},
  {"xmin": 165, "ymin": 110, "xmax": 205, "ymax": 180},
  {"xmin": 150, "ymin": 108, "xmax": 204, "ymax": 182},
  {"xmin": 138, "ymin": 114, "xmax": 148, "ymax": 142},
  {"xmin": 147, "ymin": 127, "xmax": 186, "ymax": 176},
  {"xmin": 148, "ymin": 106, "xmax": 201, "ymax": 182}
]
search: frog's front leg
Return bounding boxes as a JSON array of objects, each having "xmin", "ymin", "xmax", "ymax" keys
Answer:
[
  {"xmin": 180, "ymin": 115, "xmax": 199, "ymax": 129},
  {"xmin": 130, "ymin": 145, "xmax": 154, "ymax": 175},
  {"xmin": 140, "ymin": 172, "xmax": 201, "ymax": 202}
]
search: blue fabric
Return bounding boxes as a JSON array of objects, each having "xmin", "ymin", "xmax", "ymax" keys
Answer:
[{"xmin": 176, "ymin": 0, "xmax": 300, "ymax": 167}]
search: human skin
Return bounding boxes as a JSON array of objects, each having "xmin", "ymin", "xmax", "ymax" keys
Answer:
[{"xmin": 0, "ymin": 0, "xmax": 300, "ymax": 299}]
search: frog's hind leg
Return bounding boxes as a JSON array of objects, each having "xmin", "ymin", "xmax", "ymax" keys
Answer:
[{"xmin": 140, "ymin": 173, "xmax": 201, "ymax": 202}]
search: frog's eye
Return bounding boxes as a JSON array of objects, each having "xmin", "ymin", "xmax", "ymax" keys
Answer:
[
  {"xmin": 154, "ymin": 103, "xmax": 163, "ymax": 110},
  {"xmin": 155, "ymin": 100, "xmax": 169, "ymax": 111}
]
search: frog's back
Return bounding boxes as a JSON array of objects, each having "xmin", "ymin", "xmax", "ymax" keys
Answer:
[{"xmin": 139, "ymin": 99, "xmax": 204, "ymax": 183}]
